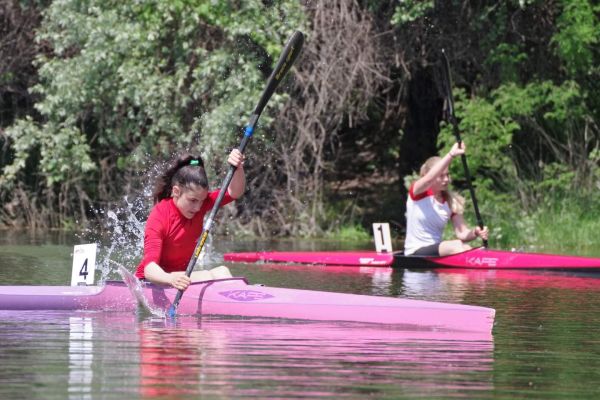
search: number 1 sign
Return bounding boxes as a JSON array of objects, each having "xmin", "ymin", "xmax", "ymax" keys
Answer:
[{"xmin": 372, "ymin": 223, "xmax": 393, "ymax": 253}]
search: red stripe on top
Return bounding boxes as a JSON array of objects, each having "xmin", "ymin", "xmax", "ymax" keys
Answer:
[
  {"xmin": 409, "ymin": 182, "xmax": 449, "ymax": 204},
  {"xmin": 409, "ymin": 182, "xmax": 434, "ymax": 201}
]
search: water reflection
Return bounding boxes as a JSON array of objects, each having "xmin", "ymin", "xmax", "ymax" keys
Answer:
[
  {"xmin": 68, "ymin": 317, "xmax": 93, "ymax": 400},
  {"xmin": 246, "ymin": 263, "xmax": 600, "ymax": 304},
  {"xmin": 138, "ymin": 320, "xmax": 211, "ymax": 397},
  {"xmin": 134, "ymin": 315, "xmax": 494, "ymax": 398},
  {"xmin": 431, "ymin": 268, "xmax": 600, "ymax": 291},
  {"xmin": 0, "ymin": 311, "xmax": 494, "ymax": 398},
  {"xmin": 231, "ymin": 263, "xmax": 476, "ymax": 303}
]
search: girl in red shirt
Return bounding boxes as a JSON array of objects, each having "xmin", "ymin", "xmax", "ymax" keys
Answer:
[{"xmin": 135, "ymin": 150, "xmax": 245, "ymax": 290}]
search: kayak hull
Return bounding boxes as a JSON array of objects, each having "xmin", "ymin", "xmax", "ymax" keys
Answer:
[
  {"xmin": 225, "ymin": 248, "xmax": 600, "ymax": 270},
  {"xmin": 0, "ymin": 278, "xmax": 494, "ymax": 333},
  {"xmin": 224, "ymin": 251, "xmax": 394, "ymax": 266},
  {"xmin": 395, "ymin": 247, "xmax": 600, "ymax": 270},
  {"xmin": 0, "ymin": 282, "xmax": 137, "ymax": 311}
]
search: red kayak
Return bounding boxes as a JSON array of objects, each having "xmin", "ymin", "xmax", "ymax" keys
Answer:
[{"xmin": 224, "ymin": 247, "xmax": 600, "ymax": 270}]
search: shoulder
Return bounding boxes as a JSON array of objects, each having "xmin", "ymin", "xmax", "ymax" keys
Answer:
[
  {"xmin": 408, "ymin": 182, "xmax": 433, "ymax": 201},
  {"xmin": 150, "ymin": 198, "xmax": 172, "ymax": 215},
  {"xmin": 147, "ymin": 199, "xmax": 174, "ymax": 226}
]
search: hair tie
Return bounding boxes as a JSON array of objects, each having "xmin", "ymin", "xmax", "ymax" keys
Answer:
[{"xmin": 189, "ymin": 159, "xmax": 201, "ymax": 166}]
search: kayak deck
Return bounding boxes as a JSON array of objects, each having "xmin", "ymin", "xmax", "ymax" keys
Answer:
[{"xmin": 0, "ymin": 278, "xmax": 495, "ymax": 333}]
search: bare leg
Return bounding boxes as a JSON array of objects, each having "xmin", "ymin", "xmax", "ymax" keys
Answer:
[
  {"xmin": 190, "ymin": 270, "xmax": 213, "ymax": 282},
  {"xmin": 439, "ymin": 240, "xmax": 472, "ymax": 256},
  {"xmin": 209, "ymin": 265, "xmax": 232, "ymax": 279}
]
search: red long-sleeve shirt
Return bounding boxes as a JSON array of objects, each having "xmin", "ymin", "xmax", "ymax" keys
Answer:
[{"xmin": 135, "ymin": 190, "xmax": 233, "ymax": 278}]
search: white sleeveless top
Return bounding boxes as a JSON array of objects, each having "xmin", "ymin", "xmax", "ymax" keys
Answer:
[{"xmin": 404, "ymin": 183, "xmax": 453, "ymax": 255}]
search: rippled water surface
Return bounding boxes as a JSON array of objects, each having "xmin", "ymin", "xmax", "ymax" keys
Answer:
[{"xmin": 1, "ymin": 233, "xmax": 600, "ymax": 399}]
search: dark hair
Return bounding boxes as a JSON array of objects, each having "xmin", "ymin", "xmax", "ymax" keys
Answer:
[{"xmin": 153, "ymin": 154, "xmax": 208, "ymax": 203}]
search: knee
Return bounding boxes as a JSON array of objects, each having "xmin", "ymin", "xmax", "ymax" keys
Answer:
[
  {"xmin": 440, "ymin": 240, "xmax": 469, "ymax": 256},
  {"xmin": 210, "ymin": 265, "xmax": 232, "ymax": 279},
  {"xmin": 191, "ymin": 270, "xmax": 213, "ymax": 282}
]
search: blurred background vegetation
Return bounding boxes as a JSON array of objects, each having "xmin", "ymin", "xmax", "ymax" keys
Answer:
[{"xmin": 0, "ymin": 0, "xmax": 598, "ymax": 251}]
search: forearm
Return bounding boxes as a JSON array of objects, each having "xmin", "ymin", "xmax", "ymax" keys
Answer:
[
  {"xmin": 429, "ymin": 152, "xmax": 454, "ymax": 178},
  {"xmin": 143, "ymin": 262, "xmax": 174, "ymax": 285},
  {"xmin": 227, "ymin": 167, "xmax": 245, "ymax": 199},
  {"xmin": 413, "ymin": 152, "xmax": 455, "ymax": 194},
  {"xmin": 452, "ymin": 214, "xmax": 477, "ymax": 242},
  {"xmin": 456, "ymin": 227, "xmax": 477, "ymax": 242}
]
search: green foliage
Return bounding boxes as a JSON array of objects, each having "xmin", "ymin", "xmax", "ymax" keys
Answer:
[
  {"xmin": 1, "ymin": 117, "xmax": 96, "ymax": 187},
  {"xmin": 536, "ymin": 162, "xmax": 575, "ymax": 193},
  {"xmin": 489, "ymin": 191, "xmax": 600, "ymax": 251},
  {"xmin": 437, "ymin": 73, "xmax": 597, "ymax": 247},
  {"xmin": 325, "ymin": 224, "xmax": 371, "ymax": 242},
  {"xmin": 438, "ymin": 87, "xmax": 518, "ymax": 192},
  {"xmin": 1, "ymin": 0, "xmax": 305, "ymax": 209},
  {"xmin": 493, "ymin": 80, "xmax": 586, "ymax": 123},
  {"xmin": 485, "ymin": 43, "xmax": 528, "ymax": 83},
  {"xmin": 439, "ymin": 78, "xmax": 591, "ymax": 190},
  {"xmin": 2, "ymin": 0, "xmax": 599, "ymax": 247},
  {"xmin": 552, "ymin": 0, "xmax": 599, "ymax": 76},
  {"xmin": 391, "ymin": 0, "xmax": 434, "ymax": 26}
]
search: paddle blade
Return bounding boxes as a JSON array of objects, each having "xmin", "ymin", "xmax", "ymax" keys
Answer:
[
  {"xmin": 168, "ymin": 304, "xmax": 177, "ymax": 318},
  {"xmin": 440, "ymin": 49, "xmax": 456, "ymax": 124},
  {"xmin": 116, "ymin": 263, "xmax": 165, "ymax": 317},
  {"xmin": 253, "ymin": 30, "xmax": 304, "ymax": 119}
]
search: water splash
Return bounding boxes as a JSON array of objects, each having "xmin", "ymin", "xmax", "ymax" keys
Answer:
[
  {"xmin": 84, "ymin": 193, "xmax": 218, "ymax": 285},
  {"xmin": 98, "ymin": 196, "xmax": 148, "ymax": 283},
  {"xmin": 113, "ymin": 260, "xmax": 165, "ymax": 318}
]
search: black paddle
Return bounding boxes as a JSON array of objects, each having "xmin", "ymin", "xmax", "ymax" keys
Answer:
[
  {"xmin": 168, "ymin": 30, "xmax": 305, "ymax": 317},
  {"xmin": 440, "ymin": 49, "xmax": 488, "ymax": 247}
]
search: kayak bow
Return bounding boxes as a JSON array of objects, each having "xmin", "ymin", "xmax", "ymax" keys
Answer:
[{"xmin": 0, "ymin": 278, "xmax": 495, "ymax": 333}]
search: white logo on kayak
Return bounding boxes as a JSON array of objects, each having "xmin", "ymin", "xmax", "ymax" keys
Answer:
[
  {"xmin": 219, "ymin": 290, "xmax": 274, "ymax": 302},
  {"xmin": 466, "ymin": 257, "xmax": 499, "ymax": 267},
  {"xmin": 359, "ymin": 258, "xmax": 390, "ymax": 266}
]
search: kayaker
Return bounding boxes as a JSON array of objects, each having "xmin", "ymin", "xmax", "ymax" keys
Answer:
[
  {"xmin": 135, "ymin": 150, "xmax": 245, "ymax": 290},
  {"xmin": 404, "ymin": 141, "xmax": 488, "ymax": 256}
]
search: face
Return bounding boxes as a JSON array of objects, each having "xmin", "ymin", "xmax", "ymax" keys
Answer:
[
  {"xmin": 431, "ymin": 167, "xmax": 451, "ymax": 192},
  {"xmin": 172, "ymin": 185, "xmax": 208, "ymax": 219}
]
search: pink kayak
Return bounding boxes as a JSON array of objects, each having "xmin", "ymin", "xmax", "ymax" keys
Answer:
[
  {"xmin": 225, "ymin": 247, "xmax": 600, "ymax": 270},
  {"xmin": 224, "ymin": 251, "xmax": 394, "ymax": 266},
  {"xmin": 394, "ymin": 247, "xmax": 600, "ymax": 270},
  {"xmin": 0, "ymin": 278, "xmax": 495, "ymax": 333}
]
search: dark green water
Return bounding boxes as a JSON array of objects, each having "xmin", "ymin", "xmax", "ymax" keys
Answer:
[{"xmin": 1, "ymin": 231, "xmax": 600, "ymax": 399}]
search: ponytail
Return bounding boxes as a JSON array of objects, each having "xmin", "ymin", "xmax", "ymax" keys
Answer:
[
  {"xmin": 153, "ymin": 154, "xmax": 208, "ymax": 203},
  {"xmin": 447, "ymin": 191, "xmax": 465, "ymax": 215}
]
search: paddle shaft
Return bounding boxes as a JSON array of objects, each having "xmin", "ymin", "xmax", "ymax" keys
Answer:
[
  {"xmin": 441, "ymin": 49, "xmax": 487, "ymax": 247},
  {"xmin": 168, "ymin": 31, "xmax": 304, "ymax": 316}
]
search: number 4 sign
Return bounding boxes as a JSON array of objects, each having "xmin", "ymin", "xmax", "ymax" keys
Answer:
[
  {"xmin": 372, "ymin": 223, "xmax": 393, "ymax": 253},
  {"xmin": 71, "ymin": 243, "xmax": 97, "ymax": 286}
]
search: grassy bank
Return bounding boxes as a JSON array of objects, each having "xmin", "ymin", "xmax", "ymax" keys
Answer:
[{"xmin": 473, "ymin": 192, "xmax": 600, "ymax": 256}]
